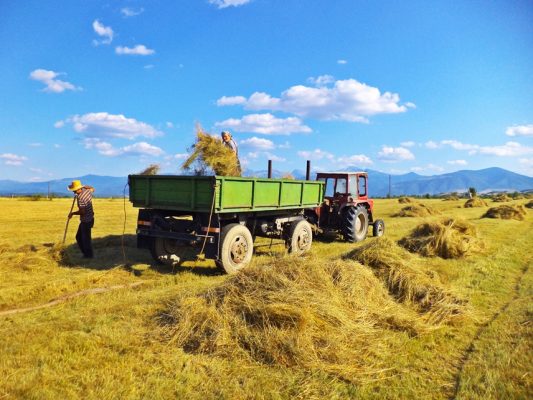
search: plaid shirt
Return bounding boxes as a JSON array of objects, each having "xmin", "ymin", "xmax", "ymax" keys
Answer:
[{"xmin": 77, "ymin": 188, "xmax": 94, "ymax": 222}]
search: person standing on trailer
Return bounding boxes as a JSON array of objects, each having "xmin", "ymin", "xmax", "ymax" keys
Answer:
[
  {"xmin": 67, "ymin": 180, "xmax": 95, "ymax": 258},
  {"xmin": 221, "ymin": 130, "xmax": 241, "ymax": 174}
]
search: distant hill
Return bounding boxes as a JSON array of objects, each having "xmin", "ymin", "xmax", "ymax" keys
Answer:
[{"xmin": 0, "ymin": 167, "xmax": 531, "ymax": 197}]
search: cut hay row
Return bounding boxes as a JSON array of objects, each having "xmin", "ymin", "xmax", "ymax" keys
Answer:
[
  {"xmin": 394, "ymin": 203, "xmax": 440, "ymax": 217},
  {"xmin": 160, "ymin": 257, "xmax": 426, "ymax": 383},
  {"xmin": 182, "ymin": 127, "xmax": 241, "ymax": 176},
  {"xmin": 347, "ymin": 238, "xmax": 466, "ymax": 325},
  {"xmin": 464, "ymin": 197, "xmax": 488, "ymax": 208},
  {"xmin": 482, "ymin": 205, "xmax": 527, "ymax": 221},
  {"xmin": 399, "ymin": 218, "xmax": 480, "ymax": 259},
  {"xmin": 398, "ymin": 196, "xmax": 412, "ymax": 204}
]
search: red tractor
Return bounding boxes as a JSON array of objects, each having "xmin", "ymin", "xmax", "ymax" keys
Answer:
[{"xmin": 307, "ymin": 172, "xmax": 385, "ymax": 242}]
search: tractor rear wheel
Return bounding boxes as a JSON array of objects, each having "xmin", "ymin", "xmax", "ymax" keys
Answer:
[
  {"xmin": 343, "ymin": 206, "xmax": 369, "ymax": 243},
  {"xmin": 218, "ymin": 223, "xmax": 254, "ymax": 274},
  {"xmin": 287, "ymin": 219, "xmax": 313, "ymax": 255}
]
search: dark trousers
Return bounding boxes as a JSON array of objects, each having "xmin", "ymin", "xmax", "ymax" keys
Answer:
[{"xmin": 76, "ymin": 219, "xmax": 94, "ymax": 257}]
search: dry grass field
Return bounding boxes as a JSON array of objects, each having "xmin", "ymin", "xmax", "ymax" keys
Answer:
[{"xmin": 0, "ymin": 197, "xmax": 531, "ymax": 399}]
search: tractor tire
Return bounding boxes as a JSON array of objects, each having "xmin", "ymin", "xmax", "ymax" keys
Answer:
[
  {"xmin": 343, "ymin": 206, "xmax": 369, "ymax": 243},
  {"xmin": 372, "ymin": 219, "xmax": 385, "ymax": 237},
  {"xmin": 150, "ymin": 237, "xmax": 183, "ymax": 266},
  {"xmin": 287, "ymin": 219, "xmax": 313, "ymax": 255},
  {"xmin": 218, "ymin": 223, "xmax": 254, "ymax": 274}
]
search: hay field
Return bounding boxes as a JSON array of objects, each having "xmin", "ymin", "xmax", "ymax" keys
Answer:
[{"xmin": 0, "ymin": 197, "xmax": 531, "ymax": 399}]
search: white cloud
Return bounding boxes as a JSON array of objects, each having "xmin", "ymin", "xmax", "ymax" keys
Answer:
[
  {"xmin": 410, "ymin": 164, "xmax": 444, "ymax": 173},
  {"xmin": 297, "ymin": 149, "xmax": 372, "ymax": 167},
  {"xmin": 215, "ymin": 113, "xmax": 312, "ymax": 135},
  {"xmin": 337, "ymin": 154, "xmax": 373, "ymax": 166},
  {"xmin": 424, "ymin": 140, "xmax": 440, "ymax": 149},
  {"xmin": 307, "ymin": 75, "xmax": 335, "ymax": 87},
  {"xmin": 28, "ymin": 142, "xmax": 43, "ymax": 147},
  {"xmin": 217, "ymin": 78, "xmax": 413, "ymax": 122},
  {"xmin": 83, "ymin": 138, "xmax": 163, "ymax": 157},
  {"xmin": 506, "ymin": 124, "xmax": 533, "ymax": 137},
  {"xmin": 173, "ymin": 153, "xmax": 189, "ymax": 160},
  {"xmin": 377, "ymin": 146, "xmax": 415, "ymax": 162},
  {"xmin": 447, "ymin": 159, "xmax": 468, "ymax": 166},
  {"xmin": 209, "ymin": 0, "xmax": 251, "ymax": 9},
  {"xmin": 441, "ymin": 140, "xmax": 478, "ymax": 152},
  {"xmin": 297, "ymin": 149, "xmax": 334, "ymax": 161},
  {"xmin": 337, "ymin": 59, "xmax": 348, "ymax": 65},
  {"xmin": 478, "ymin": 142, "xmax": 533, "ymax": 157},
  {"xmin": 264, "ymin": 152, "xmax": 286, "ymax": 162},
  {"xmin": 56, "ymin": 112, "xmax": 162, "ymax": 140},
  {"xmin": 29, "ymin": 69, "xmax": 80, "ymax": 93},
  {"xmin": 401, "ymin": 141, "xmax": 416, "ymax": 147},
  {"xmin": 115, "ymin": 45, "xmax": 155, "ymax": 56},
  {"xmin": 240, "ymin": 137, "xmax": 275, "ymax": 150},
  {"xmin": 278, "ymin": 141, "xmax": 291, "ymax": 149},
  {"xmin": 1, "ymin": 153, "xmax": 28, "ymax": 166},
  {"xmin": 92, "ymin": 20, "xmax": 113, "ymax": 45},
  {"xmin": 121, "ymin": 7, "xmax": 144, "ymax": 17},
  {"xmin": 216, "ymin": 96, "xmax": 247, "ymax": 106}
]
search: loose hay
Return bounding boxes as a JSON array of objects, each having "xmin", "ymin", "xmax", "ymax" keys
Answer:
[
  {"xmin": 492, "ymin": 193, "xmax": 511, "ymax": 202},
  {"xmin": 398, "ymin": 197, "xmax": 412, "ymax": 204},
  {"xmin": 482, "ymin": 205, "xmax": 526, "ymax": 221},
  {"xmin": 182, "ymin": 126, "xmax": 241, "ymax": 176},
  {"xmin": 464, "ymin": 197, "xmax": 488, "ymax": 208},
  {"xmin": 160, "ymin": 257, "xmax": 426, "ymax": 382},
  {"xmin": 394, "ymin": 203, "xmax": 440, "ymax": 217},
  {"xmin": 398, "ymin": 218, "xmax": 479, "ymax": 259},
  {"xmin": 524, "ymin": 200, "xmax": 533, "ymax": 209},
  {"xmin": 347, "ymin": 238, "xmax": 466, "ymax": 324},
  {"xmin": 442, "ymin": 195, "xmax": 460, "ymax": 201}
]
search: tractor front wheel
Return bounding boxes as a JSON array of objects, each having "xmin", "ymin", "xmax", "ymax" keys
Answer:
[
  {"xmin": 218, "ymin": 223, "xmax": 254, "ymax": 274},
  {"xmin": 343, "ymin": 206, "xmax": 369, "ymax": 243},
  {"xmin": 373, "ymin": 219, "xmax": 385, "ymax": 237}
]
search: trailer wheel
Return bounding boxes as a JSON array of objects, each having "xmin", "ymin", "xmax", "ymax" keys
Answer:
[
  {"xmin": 287, "ymin": 219, "xmax": 312, "ymax": 255},
  {"xmin": 373, "ymin": 219, "xmax": 385, "ymax": 237},
  {"xmin": 219, "ymin": 223, "xmax": 254, "ymax": 274},
  {"xmin": 150, "ymin": 238, "xmax": 182, "ymax": 265},
  {"xmin": 343, "ymin": 206, "xmax": 369, "ymax": 243}
]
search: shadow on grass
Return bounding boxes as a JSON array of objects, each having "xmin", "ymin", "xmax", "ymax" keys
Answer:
[{"xmin": 60, "ymin": 234, "xmax": 222, "ymax": 277}]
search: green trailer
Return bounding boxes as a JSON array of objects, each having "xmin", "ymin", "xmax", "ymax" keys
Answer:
[{"xmin": 128, "ymin": 174, "xmax": 324, "ymax": 273}]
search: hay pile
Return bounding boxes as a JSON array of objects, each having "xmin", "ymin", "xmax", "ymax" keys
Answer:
[
  {"xmin": 347, "ymin": 238, "xmax": 465, "ymax": 324},
  {"xmin": 398, "ymin": 218, "xmax": 479, "ymax": 259},
  {"xmin": 492, "ymin": 193, "xmax": 511, "ymax": 202},
  {"xmin": 464, "ymin": 197, "xmax": 488, "ymax": 208},
  {"xmin": 525, "ymin": 200, "xmax": 533, "ymax": 209},
  {"xmin": 394, "ymin": 203, "xmax": 440, "ymax": 217},
  {"xmin": 482, "ymin": 205, "xmax": 527, "ymax": 221},
  {"xmin": 182, "ymin": 127, "xmax": 241, "ymax": 176},
  {"xmin": 398, "ymin": 196, "xmax": 412, "ymax": 204},
  {"xmin": 442, "ymin": 195, "xmax": 459, "ymax": 201},
  {"xmin": 161, "ymin": 257, "xmax": 425, "ymax": 382}
]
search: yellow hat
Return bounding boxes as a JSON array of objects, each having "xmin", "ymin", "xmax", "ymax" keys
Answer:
[{"xmin": 68, "ymin": 180, "xmax": 83, "ymax": 191}]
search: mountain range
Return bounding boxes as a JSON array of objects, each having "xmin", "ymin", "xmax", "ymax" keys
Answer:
[{"xmin": 0, "ymin": 167, "xmax": 531, "ymax": 198}]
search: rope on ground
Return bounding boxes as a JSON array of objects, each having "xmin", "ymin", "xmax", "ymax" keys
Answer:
[{"xmin": 0, "ymin": 282, "xmax": 145, "ymax": 317}]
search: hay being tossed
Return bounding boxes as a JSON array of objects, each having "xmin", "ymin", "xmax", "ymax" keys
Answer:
[
  {"xmin": 398, "ymin": 218, "xmax": 479, "ymax": 259},
  {"xmin": 160, "ymin": 257, "xmax": 425, "ymax": 382},
  {"xmin": 464, "ymin": 197, "xmax": 488, "ymax": 208},
  {"xmin": 347, "ymin": 238, "xmax": 466, "ymax": 324},
  {"xmin": 482, "ymin": 205, "xmax": 526, "ymax": 221},
  {"xmin": 394, "ymin": 203, "xmax": 440, "ymax": 217},
  {"xmin": 182, "ymin": 127, "xmax": 241, "ymax": 176}
]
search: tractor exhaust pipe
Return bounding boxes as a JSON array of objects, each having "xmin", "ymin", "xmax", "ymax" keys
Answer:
[
  {"xmin": 306, "ymin": 160, "xmax": 311, "ymax": 180},
  {"xmin": 268, "ymin": 160, "xmax": 272, "ymax": 178}
]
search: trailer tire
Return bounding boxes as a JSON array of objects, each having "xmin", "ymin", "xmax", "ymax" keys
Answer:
[
  {"xmin": 219, "ymin": 223, "xmax": 254, "ymax": 274},
  {"xmin": 150, "ymin": 237, "xmax": 182, "ymax": 266},
  {"xmin": 287, "ymin": 219, "xmax": 313, "ymax": 255},
  {"xmin": 343, "ymin": 206, "xmax": 369, "ymax": 243},
  {"xmin": 373, "ymin": 219, "xmax": 385, "ymax": 237}
]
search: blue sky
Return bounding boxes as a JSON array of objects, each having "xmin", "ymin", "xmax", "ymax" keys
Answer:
[{"xmin": 0, "ymin": 0, "xmax": 532, "ymax": 182}]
